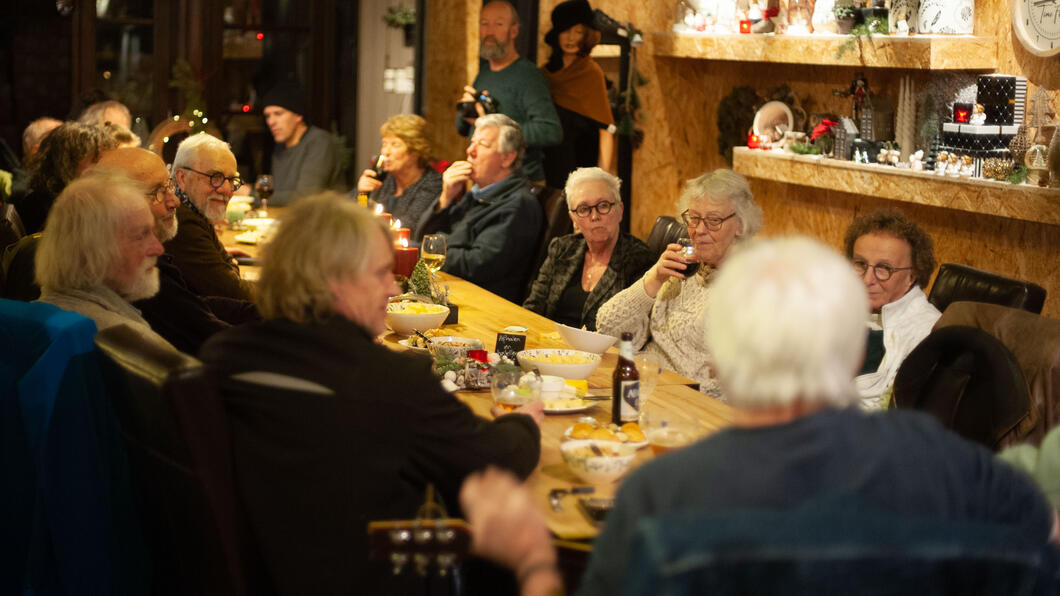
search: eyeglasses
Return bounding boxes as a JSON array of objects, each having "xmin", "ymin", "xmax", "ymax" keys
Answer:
[
  {"xmin": 852, "ymin": 259, "xmax": 915, "ymax": 281},
  {"xmin": 570, "ymin": 200, "xmax": 616, "ymax": 218},
  {"xmin": 681, "ymin": 210, "xmax": 736, "ymax": 231},
  {"xmin": 146, "ymin": 180, "xmax": 176, "ymax": 204},
  {"xmin": 181, "ymin": 167, "xmax": 243, "ymax": 191}
]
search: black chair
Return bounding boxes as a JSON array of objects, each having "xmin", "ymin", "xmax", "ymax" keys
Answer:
[
  {"xmin": 94, "ymin": 324, "xmax": 256, "ymax": 596},
  {"xmin": 893, "ymin": 325, "xmax": 1032, "ymax": 451},
  {"xmin": 646, "ymin": 215, "xmax": 687, "ymax": 258},
  {"xmin": 523, "ymin": 185, "xmax": 572, "ymax": 301},
  {"xmin": 928, "ymin": 263, "xmax": 1046, "ymax": 315},
  {"xmin": 1, "ymin": 202, "xmax": 25, "ymax": 251},
  {"xmin": 1, "ymin": 233, "xmax": 40, "ymax": 301}
]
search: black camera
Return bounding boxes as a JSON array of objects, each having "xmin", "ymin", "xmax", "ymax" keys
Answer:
[{"xmin": 457, "ymin": 89, "xmax": 500, "ymax": 120}]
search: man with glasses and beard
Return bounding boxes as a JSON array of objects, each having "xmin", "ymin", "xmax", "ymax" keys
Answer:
[
  {"xmin": 456, "ymin": 0, "xmax": 561, "ymax": 183},
  {"xmin": 96, "ymin": 147, "xmax": 261, "ymax": 354},
  {"xmin": 35, "ymin": 168, "xmax": 175, "ymax": 350},
  {"xmin": 168, "ymin": 134, "xmax": 252, "ymax": 301},
  {"xmin": 844, "ymin": 208, "xmax": 942, "ymax": 410}
]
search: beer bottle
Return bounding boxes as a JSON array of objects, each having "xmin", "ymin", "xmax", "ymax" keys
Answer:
[{"xmin": 612, "ymin": 332, "xmax": 640, "ymax": 424}]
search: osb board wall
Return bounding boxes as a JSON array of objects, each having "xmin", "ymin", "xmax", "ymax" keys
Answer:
[{"xmin": 429, "ymin": 0, "xmax": 1058, "ymax": 317}]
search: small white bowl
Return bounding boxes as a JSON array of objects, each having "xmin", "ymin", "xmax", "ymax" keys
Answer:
[
  {"xmin": 539, "ymin": 374, "xmax": 566, "ymax": 400},
  {"xmin": 517, "ymin": 348, "xmax": 601, "ymax": 380},
  {"xmin": 560, "ymin": 439, "xmax": 636, "ymax": 483},
  {"xmin": 385, "ymin": 303, "xmax": 450, "ymax": 337},
  {"xmin": 556, "ymin": 323, "xmax": 618, "ymax": 354},
  {"xmin": 427, "ymin": 336, "xmax": 485, "ymax": 359}
]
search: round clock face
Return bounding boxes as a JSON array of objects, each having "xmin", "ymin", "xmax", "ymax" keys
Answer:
[{"xmin": 1011, "ymin": 0, "xmax": 1060, "ymax": 57}]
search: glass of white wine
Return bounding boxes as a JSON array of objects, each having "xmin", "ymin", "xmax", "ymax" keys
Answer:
[{"xmin": 421, "ymin": 234, "xmax": 447, "ymax": 274}]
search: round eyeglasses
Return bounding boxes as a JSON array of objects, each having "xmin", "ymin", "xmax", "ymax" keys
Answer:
[
  {"xmin": 181, "ymin": 167, "xmax": 243, "ymax": 191},
  {"xmin": 146, "ymin": 180, "xmax": 176, "ymax": 204},
  {"xmin": 680, "ymin": 210, "xmax": 736, "ymax": 231},
  {"xmin": 852, "ymin": 259, "xmax": 915, "ymax": 281},
  {"xmin": 570, "ymin": 200, "xmax": 616, "ymax": 218}
]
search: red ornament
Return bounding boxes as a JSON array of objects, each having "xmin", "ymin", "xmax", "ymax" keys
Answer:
[
  {"xmin": 256, "ymin": 32, "xmax": 264, "ymax": 40},
  {"xmin": 242, "ymin": 104, "xmax": 251, "ymax": 113},
  {"xmin": 747, "ymin": 133, "xmax": 761, "ymax": 149}
]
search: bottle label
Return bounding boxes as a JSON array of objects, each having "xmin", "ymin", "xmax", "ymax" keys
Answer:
[{"xmin": 619, "ymin": 380, "xmax": 640, "ymax": 421}]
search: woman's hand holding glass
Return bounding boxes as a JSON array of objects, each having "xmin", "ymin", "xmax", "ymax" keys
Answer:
[
  {"xmin": 643, "ymin": 242, "xmax": 696, "ymax": 299},
  {"xmin": 357, "ymin": 169, "xmax": 383, "ymax": 194}
]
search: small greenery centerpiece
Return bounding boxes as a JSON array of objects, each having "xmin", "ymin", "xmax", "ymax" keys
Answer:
[{"xmin": 383, "ymin": 5, "xmax": 416, "ymax": 28}]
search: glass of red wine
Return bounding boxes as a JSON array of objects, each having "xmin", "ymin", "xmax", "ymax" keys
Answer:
[
  {"xmin": 254, "ymin": 174, "xmax": 274, "ymax": 216},
  {"xmin": 371, "ymin": 154, "xmax": 388, "ymax": 185},
  {"xmin": 677, "ymin": 237, "xmax": 699, "ymax": 276}
]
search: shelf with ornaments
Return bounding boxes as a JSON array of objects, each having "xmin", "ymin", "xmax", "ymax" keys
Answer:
[
  {"xmin": 731, "ymin": 147, "xmax": 1060, "ymax": 226},
  {"xmin": 650, "ymin": 31, "xmax": 997, "ymax": 70}
]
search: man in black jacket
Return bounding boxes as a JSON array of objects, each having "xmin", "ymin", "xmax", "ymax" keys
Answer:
[
  {"xmin": 201, "ymin": 193, "xmax": 542, "ymax": 595},
  {"xmin": 97, "ymin": 147, "xmax": 260, "ymax": 354}
]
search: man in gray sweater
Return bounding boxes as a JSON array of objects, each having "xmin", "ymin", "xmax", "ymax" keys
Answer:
[{"xmin": 262, "ymin": 83, "xmax": 339, "ymax": 205}]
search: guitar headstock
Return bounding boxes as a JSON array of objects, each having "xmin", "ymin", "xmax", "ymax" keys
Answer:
[{"xmin": 368, "ymin": 518, "xmax": 472, "ymax": 577}]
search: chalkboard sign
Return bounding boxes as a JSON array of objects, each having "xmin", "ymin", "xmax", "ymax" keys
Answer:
[{"xmin": 495, "ymin": 332, "xmax": 526, "ymax": 360}]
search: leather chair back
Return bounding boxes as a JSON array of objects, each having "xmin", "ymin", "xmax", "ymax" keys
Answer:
[
  {"xmin": 928, "ymin": 263, "xmax": 1046, "ymax": 315},
  {"xmin": 1, "ymin": 202, "xmax": 25, "ymax": 251},
  {"xmin": 893, "ymin": 325, "xmax": 1031, "ymax": 451},
  {"xmin": 524, "ymin": 185, "xmax": 572, "ymax": 301},
  {"xmin": 95, "ymin": 324, "xmax": 254, "ymax": 596},
  {"xmin": 646, "ymin": 215, "xmax": 687, "ymax": 258}
]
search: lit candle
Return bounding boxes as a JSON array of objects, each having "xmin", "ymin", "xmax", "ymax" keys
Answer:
[
  {"xmin": 747, "ymin": 133, "xmax": 760, "ymax": 149},
  {"xmin": 393, "ymin": 220, "xmax": 411, "ymax": 246},
  {"xmin": 739, "ymin": 19, "xmax": 752, "ymax": 33},
  {"xmin": 393, "ymin": 237, "xmax": 419, "ymax": 278},
  {"xmin": 374, "ymin": 203, "xmax": 392, "ymax": 227}
]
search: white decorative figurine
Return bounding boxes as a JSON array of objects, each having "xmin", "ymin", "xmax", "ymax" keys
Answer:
[
  {"xmin": 959, "ymin": 154, "xmax": 974, "ymax": 177},
  {"xmin": 969, "ymin": 104, "xmax": 987, "ymax": 126},
  {"xmin": 935, "ymin": 151, "xmax": 949, "ymax": 175},
  {"xmin": 946, "ymin": 153, "xmax": 961, "ymax": 177},
  {"xmin": 910, "ymin": 150, "xmax": 924, "ymax": 171}
]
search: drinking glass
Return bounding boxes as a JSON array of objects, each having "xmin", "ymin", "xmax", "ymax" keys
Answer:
[
  {"xmin": 640, "ymin": 402, "xmax": 701, "ymax": 456},
  {"xmin": 421, "ymin": 234, "xmax": 447, "ymax": 273},
  {"xmin": 676, "ymin": 237, "xmax": 699, "ymax": 276},
  {"xmin": 490, "ymin": 371, "xmax": 541, "ymax": 411},
  {"xmin": 254, "ymin": 174, "xmax": 274, "ymax": 215},
  {"xmin": 635, "ymin": 353, "xmax": 661, "ymax": 405}
]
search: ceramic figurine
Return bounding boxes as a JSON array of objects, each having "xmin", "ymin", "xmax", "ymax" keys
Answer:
[
  {"xmin": 888, "ymin": 148, "xmax": 901, "ymax": 166},
  {"xmin": 895, "ymin": 9, "xmax": 910, "ymax": 35},
  {"xmin": 946, "ymin": 153, "xmax": 961, "ymax": 177},
  {"xmin": 877, "ymin": 149, "xmax": 888, "ymax": 165},
  {"xmin": 969, "ymin": 104, "xmax": 987, "ymax": 126},
  {"xmin": 959, "ymin": 154, "xmax": 974, "ymax": 177},
  {"xmin": 934, "ymin": 151, "xmax": 948, "ymax": 175},
  {"xmin": 910, "ymin": 150, "xmax": 924, "ymax": 170}
]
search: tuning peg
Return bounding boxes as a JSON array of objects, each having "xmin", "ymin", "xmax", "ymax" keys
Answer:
[
  {"xmin": 390, "ymin": 552, "xmax": 408, "ymax": 575},
  {"xmin": 413, "ymin": 553, "xmax": 431, "ymax": 576}
]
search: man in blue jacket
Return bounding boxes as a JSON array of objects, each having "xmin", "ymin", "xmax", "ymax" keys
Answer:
[{"xmin": 423, "ymin": 114, "xmax": 543, "ymax": 303}]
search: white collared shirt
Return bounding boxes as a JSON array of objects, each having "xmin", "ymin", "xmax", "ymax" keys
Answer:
[{"xmin": 856, "ymin": 286, "xmax": 941, "ymax": 410}]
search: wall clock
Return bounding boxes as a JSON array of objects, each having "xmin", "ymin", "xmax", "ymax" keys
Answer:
[{"xmin": 1011, "ymin": 0, "xmax": 1060, "ymax": 57}]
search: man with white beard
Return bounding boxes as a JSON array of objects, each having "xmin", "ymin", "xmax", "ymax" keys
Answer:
[
  {"xmin": 168, "ymin": 133, "xmax": 252, "ymax": 300},
  {"xmin": 34, "ymin": 169, "xmax": 176, "ymax": 349},
  {"xmin": 97, "ymin": 147, "xmax": 261, "ymax": 354}
]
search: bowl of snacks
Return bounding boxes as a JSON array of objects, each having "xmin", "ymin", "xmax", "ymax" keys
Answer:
[
  {"xmin": 427, "ymin": 336, "xmax": 485, "ymax": 360},
  {"xmin": 516, "ymin": 348, "xmax": 601, "ymax": 380},
  {"xmin": 385, "ymin": 301, "xmax": 450, "ymax": 337},
  {"xmin": 490, "ymin": 371, "xmax": 542, "ymax": 411},
  {"xmin": 555, "ymin": 323, "xmax": 618, "ymax": 354},
  {"xmin": 568, "ymin": 418, "xmax": 647, "ymax": 447},
  {"xmin": 560, "ymin": 439, "xmax": 636, "ymax": 483}
]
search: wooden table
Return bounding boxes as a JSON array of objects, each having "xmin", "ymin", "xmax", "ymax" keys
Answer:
[{"xmin": 220, "ymin": 214, "xmax": 735, "ymax": 540}]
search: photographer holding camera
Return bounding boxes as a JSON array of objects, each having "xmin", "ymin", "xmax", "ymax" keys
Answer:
[{"xmin": 456, "ymin": 0, "xmax": 561, "ymax": 184}]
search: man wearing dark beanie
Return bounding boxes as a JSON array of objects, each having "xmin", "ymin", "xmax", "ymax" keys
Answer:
[{"xmin": 262, "ymin": 83, "xmax": 339, "ymax": 206}]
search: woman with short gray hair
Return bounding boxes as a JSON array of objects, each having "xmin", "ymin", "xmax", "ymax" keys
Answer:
[
  {"xmin": 523, "ymin": 167, "xmax": 653, "ymax": 330},
  {"xmin": 596, "ymin": 168, "xmax": 764, "ymax": 397}
]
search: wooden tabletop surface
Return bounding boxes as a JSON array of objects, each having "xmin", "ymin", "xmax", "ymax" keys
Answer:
[{"xmin": 219, "ymin": 209, "xmax": 735, "ymax": 540}]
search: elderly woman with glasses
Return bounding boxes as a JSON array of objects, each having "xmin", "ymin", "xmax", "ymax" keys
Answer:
[
  {"xmin": 523, "ymin": 167, "xmax": 654, "ymax": 331},
  {"xmin": 597, "ymin": 169, "xmax": 763, "ymax": 397}
]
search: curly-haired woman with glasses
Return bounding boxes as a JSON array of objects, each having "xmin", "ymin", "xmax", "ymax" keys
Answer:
[
  {"xmin": 597, "ymin": 169, "xmax": 763, "ymax": 397},
  {"xmin": 844, "ymin": 208, "xmax": 940, "ymax": 410},
  {"xmin": 523, "ymin": 167, "xmax": 653, "ymax": 330}
]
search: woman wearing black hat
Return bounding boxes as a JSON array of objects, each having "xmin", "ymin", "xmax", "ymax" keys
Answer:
[{"xmin": 541, "ymin": 0, "xmax": 616, "ymax": 190}]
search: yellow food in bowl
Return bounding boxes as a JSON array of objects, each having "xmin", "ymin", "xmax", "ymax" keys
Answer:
[
  {"xmin": 387, "ymin": 302, "xmax": 448, "ymax": 314},
  {"xmin": 522, "ymin": 351, "xmax": 594, "ymax": 364}
]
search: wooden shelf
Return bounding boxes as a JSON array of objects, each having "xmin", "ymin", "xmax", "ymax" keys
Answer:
[
  {"xmin": 732, "ymin": 148, "xmax": 1060, "ymax": 226},
  {"xmin": 651, "ymin": 32, "xmax": 997, "ymax": 70}
]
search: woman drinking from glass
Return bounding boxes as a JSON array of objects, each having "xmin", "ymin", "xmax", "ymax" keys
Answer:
[{"xmin": 596, "ymin": 169, "xmax": 763, "ymax": 397}]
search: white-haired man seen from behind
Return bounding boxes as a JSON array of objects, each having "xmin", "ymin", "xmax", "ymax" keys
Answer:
[
  {"xmin": 168, "ymin": 133, "xmax": 251, "ymax": 301},
  {"xmin": 35, "ymin": 169, "xmax": 176, "ymax": 350},
  {"xmin": 461, "ymin": 237, "xmax": 1056, "ymax": 596}
]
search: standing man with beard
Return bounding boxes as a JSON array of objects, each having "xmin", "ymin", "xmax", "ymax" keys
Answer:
[
  {"xmin": 96, "ymin": 148, "xmax": 261, "ymax": 354},
  {"xmin": 34, "ymin": 169, "xmax": 175, "ymax": 349},
  {"xmin": 168, "ymin": 134, "xmax": 252, "ymax": 301},
  {"xmin": 457, "ymin": 0, "xmax": 561, "ymax": 184}
]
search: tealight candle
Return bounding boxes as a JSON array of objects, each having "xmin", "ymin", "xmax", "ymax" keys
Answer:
[
  {"xmin": 394, "ymin": 227, "xmax": 410, "ymax": 246},
  {"xmin": 375, "ymin": 204, "xmax": 392, "ymax": 227},
  {"xmin": 393, "ymin": 237, "xmax": 418, "ymax": 278},
  {"xmin": 739, "ymin": 19, "xmax": 752, "ymax": 33}
]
